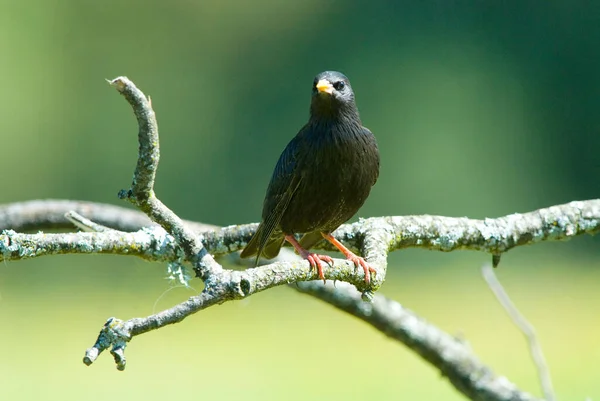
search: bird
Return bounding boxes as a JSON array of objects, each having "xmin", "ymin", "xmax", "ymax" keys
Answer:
[{"xmin": 240, "ymin": 71, "xmax": 380, "ymax": 284}]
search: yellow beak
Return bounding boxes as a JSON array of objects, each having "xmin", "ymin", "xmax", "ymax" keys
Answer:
[{"xmin": 316, "ymin": 79, "xmax": 334, "ymax": 94}]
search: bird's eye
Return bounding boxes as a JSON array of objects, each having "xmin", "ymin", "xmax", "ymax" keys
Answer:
[{"xmin": 333, "ymin": 81, "xmax": 345, "ymax": 91}]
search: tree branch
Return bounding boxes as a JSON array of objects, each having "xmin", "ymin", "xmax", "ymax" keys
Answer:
[
  {"xmin": 82, "ymin": 256, "xmax": 375, "ymax": 369},
  {"xmin": 482, "ymin": 265, "xmax": 555, "ymax": 401},
  {"xmin": 109, "ymin": 77, "xmax": 222, "ymax": 280},
  {"xmin": 294, "ymin": 281, "xmax": 541, "ymax": 401},
  {"xmin": 0, "ymin": 199, "xmax": 216, "ymax": 233},
  {"xmin": 0, "ymin": 227, "xmax": 178, "ymax": 262},
  {"xmin": 2, "ymin": 200, "xmax": 598, "ymax": 263},
  {"xmin": 384, "ymin": 201, "xmax": 600, "ymax": 256}
]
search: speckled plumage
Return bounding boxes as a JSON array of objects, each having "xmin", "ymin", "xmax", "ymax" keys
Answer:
[{"xmin": 241, "ymin": 71, "xmax": 380, "ymax": 280}]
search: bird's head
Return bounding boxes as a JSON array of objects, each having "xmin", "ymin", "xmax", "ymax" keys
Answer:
[{"xmin": 310, "ymin": 71, "xmax": 357, "ymax": 120}]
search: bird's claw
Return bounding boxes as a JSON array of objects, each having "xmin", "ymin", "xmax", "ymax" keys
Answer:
[
  {"xmin": 346, "ymin": 254, "xmax": 376, "ymax": 284},
  {"xmin": 303, "ymin": 252, "xmax": 333, "ymax": 284}
]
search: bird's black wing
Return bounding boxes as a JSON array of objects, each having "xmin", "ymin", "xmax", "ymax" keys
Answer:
[
  {"xmin": 363, "ymin": 126, "xmax": 380, "ymax": 186},
  {"xmin": 240, "ymin": 130, "xmax": 303, "ymax": 264}
]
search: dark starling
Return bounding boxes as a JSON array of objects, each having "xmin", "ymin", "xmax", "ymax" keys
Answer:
[{"xmin": 240, "ymin": 71, "xmax": 380, "ymax": 283}]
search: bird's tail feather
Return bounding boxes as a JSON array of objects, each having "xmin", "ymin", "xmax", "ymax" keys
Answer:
[
  {"xmin": 240, "ymin": 224, "xmax": 285, "ymax": 265},
  {"xmin": 262, "ymin": 236, "xmax": 285, "ymax": 260},
  {"xmin": 240, "ymin": 224, "xmax": 263, "ymax": 261}
]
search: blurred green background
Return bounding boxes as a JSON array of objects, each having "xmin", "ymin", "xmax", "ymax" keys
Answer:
[{"xmin": 1, "ymin": 1, "xmax": 599, "ymax": 400}]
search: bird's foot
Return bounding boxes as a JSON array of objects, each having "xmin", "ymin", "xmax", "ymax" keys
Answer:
[
  {"xmin": 284, "ymin": 234, "xmax": 333, "ymax": 283},
  {"xmin": 345, "ymin": 253, "xmax": 376, "ymax": 285},
  {"xmin": 321, "ymin": 232, "xmax": 376, "ymax": 284},
  {"xmin": 299, "ymin": 251, "xmax": 333, "ymax": 284}
]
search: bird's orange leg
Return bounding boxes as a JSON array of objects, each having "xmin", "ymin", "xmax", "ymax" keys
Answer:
[
  {"xmin": 321, "ymin": 233, "xmax": 376, "ymax": 284},
  {"xmin": 285, "ymin": 235, "xmax": 333, "ymax": 283}
]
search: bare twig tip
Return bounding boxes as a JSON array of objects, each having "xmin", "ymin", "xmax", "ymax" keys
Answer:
[
  {"xmin": 108, "ymin": 77, "xmax": 129, "ymax": 92},
  {"xmin": 111, "ymin": 347, "xmax": 127, "ymax": 371},
  {"xmin": 65, "ymin": 210, "xmax": 112, "ymax": 233},
  {"xmin": 83, "ymin": 347, "xmax": 98, "ymax": 366}
]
